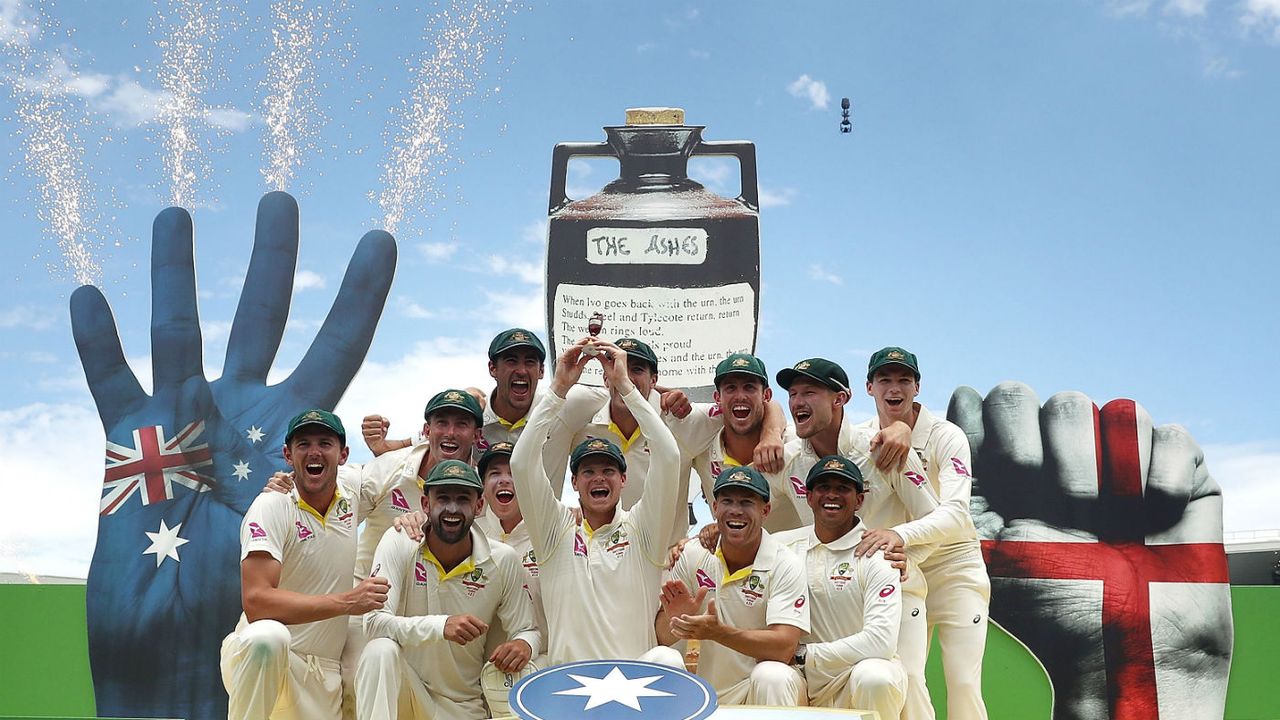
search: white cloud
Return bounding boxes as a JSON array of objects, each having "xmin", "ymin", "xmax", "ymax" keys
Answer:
[
  {"xmin": 759, "ymin": 185, "xmax": 797, "ymax": 208},
  {"xmin": 521, "ymin": 219, "xmax": 548, "ymax": 245},
  {"xmin": 1203, "ymin": 55, "xmax": 1241, "ymax": 78},
  {"xmin": 394, "ymin": 295, "xmax": 435, "ymax": 319},
  {"xmin": 293, "ymin": 270, "xmax": 326, "ymax": 291},
  {"xmin": 478, "ymin": 288, "xmax": 545, "ymax": 331},
  {"xmin": 0, "ymin": 304, "xmax": 58, "ymax": 330},
  {"xmin": 0, "ymin": 402, "xmax": 104, "ymax": 578},
  {"xmin": 787, "ymin": 74, "xmax": 830, "ymax": 111},
  {"xmin": 688, "ymin": 157, "xmax": 734, "ymax": 193},
  {"xmin": 417, "ymin": 241, "xmax": 459, "ymax": 263},
  {"xmin": 207, "ymin": 106, "xmax": 254, "ymax": 131},
  {"xmin": 808, "ymin": 264, "xmax": 843, "ymax": 285},
  {"xmin": 1204, "ymin": 441, "xmax": 1280, "ymax": 532},
  {"xmin": 1241, "ymin": 0, "xmax": 1280, "ymax": 40},
  {"xmin": 1106, "ymin": 0, "xmax": 1155, "ymax": 16},
  {"xmin": 484, "ymin": 254, "xmax": 542, "ymax": 285},
  {"xmin": 1164, "ymin": 0, "xmax": 1209, "ymax": 17},
  {"xmin": 0, "ymin": 0, "xmax": 38, "ymax": 47},
  {"xmin": 95, "ymin": 77, "xmax": 170, "ymax": 127}
]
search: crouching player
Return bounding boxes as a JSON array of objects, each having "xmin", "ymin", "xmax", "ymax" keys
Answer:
[
  {"xmin": 659, "ymin": 467, "xmax": 810, "ymax": 706},
  {"xmin": 777, "ymin": 455, "xmax": 906, "ymax": 717},
  {"xmin": 357, "ymin": 460, "xmax": 539, "ymax": 720},
  {"xmin": 221, "ymin": 410, "xmax": 388, "ymax": 720}
]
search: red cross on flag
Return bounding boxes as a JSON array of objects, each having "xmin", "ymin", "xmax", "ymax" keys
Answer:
[{"xmin": 100, "ymin": 422, "xmax": 215, "ymax": 515}]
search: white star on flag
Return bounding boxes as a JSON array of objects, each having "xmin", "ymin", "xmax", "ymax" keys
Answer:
[
  {"xmin": 553, "ymin": 666, "xmax": 674, "ymax": 710},
  {"xmin": 143, "ymin": 520, "xmax": 190, "ymax": 568},
  {"xmin": 232, "ymin": 460, "xmax": 252, "ymax": 481},
  {"xmin": 246, "ymin": 426, "xmax": 265, "ymax": 443}
]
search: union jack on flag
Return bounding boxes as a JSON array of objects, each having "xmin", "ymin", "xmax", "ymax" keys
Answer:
[{"xmin": 100, "ymin": 421, "xmax": 215, "ymax": 515}]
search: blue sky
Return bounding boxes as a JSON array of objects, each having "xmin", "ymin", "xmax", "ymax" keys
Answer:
[{"xmin": 1, "ymin": 0, "xmax": 1277, "ymax": 577}]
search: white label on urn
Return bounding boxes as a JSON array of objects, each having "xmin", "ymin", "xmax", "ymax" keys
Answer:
[
  {"xmin": 585, "ymin": 227, "xmax": 709, "ymax": 265},
  {"xmin": 552, "ymin": 282, "xmax": 755, "ymax": 388}
]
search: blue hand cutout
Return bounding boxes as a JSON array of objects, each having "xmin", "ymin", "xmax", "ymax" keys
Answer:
[{"xmin": 70, "ymin": 192, "xmax": 396, "ymax": 720}]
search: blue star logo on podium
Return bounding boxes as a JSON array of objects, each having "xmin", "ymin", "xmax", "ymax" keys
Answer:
[{"xmin": 510, "ymin": 660, "xmax": 716, "ymax": 720}]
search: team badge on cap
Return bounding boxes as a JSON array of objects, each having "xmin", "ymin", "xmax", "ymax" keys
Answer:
[
  {"xmin": 510, "ymin": 660, "xmax": 717, "ymax": 720},
  {"xmin": 795, "ymin": 361, "xmax": 811, "ymax": 370}
]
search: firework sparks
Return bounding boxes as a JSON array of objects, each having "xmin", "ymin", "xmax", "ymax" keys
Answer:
[
  {"xmin": 259, "ymin": 0, "xmax": 341, "ymax": 191},
  {"xmin": 1, "ymin": 3, "xmax": 102, "ymax": 286},
  {"xmin": 377, "ymin": 0, "xmax": 512, "ymax": 236}
]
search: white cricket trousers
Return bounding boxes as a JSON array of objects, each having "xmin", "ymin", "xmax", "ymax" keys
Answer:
[
  {"xmin": 716, "ymin": 661, "xmax": 808, "ymax": 706},
  {"xmin": 921, "ymin": 546, "xmax": 991, "ymax": 720},
  {"xmin": 220, "ymin": 619, "xmax": 342, "ymax": 720},
  {"xmin": 899, "ymin": 569, "xmax": 934, "ymax": 720},
  {"xmin": 808, "ymin": 656, "xmax": 907, "ymax": 719}
]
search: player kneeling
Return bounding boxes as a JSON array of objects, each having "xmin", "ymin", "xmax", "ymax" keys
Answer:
[
  {"xmin": 776, "ymin": 455, "xmax": 906, "ymax": 717},
  {"xmin": 659, "ymin": 467, "xmax": 810, "ymax": 706},
  {"xmin": 357, "ymin": 460, "xmax": 540, "ymax": 720}
]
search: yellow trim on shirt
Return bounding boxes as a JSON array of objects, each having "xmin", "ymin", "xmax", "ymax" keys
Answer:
[
  {"xmin": 722, "ymin": 452, "xmax": 744, "ymax": 468},
  {"xmin": 297, "ymin": 486, "xmax": 342, "ymax": 528},
  {"xmin": 420, "ymin": 546, "xmax": 477, "ymax": 581},
  {"xmin": 716, "ymin": 547, "xmax": 755, "ymax": 586},
  {"xmin": 497, "ymin": 415, "xmax": 527, "ymax": 431},
  {"xmin": 582, "ymin": 518, "xmax": 595, "ymax": 541},
  {"xmin": 606, "ymin": 421, "xmax": 643, "ymax": 452}
]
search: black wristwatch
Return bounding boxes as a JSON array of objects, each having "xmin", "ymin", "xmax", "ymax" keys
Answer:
[{"xmin": 792, "ymin": 643, "xmax": 808, "ymax": 668}]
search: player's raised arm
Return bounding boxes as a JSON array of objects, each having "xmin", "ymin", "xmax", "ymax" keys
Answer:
[
  {"xmin": 890, "ymin": 423, "xmax": 975, "ymax": 549},
  {"xmin": 594, "ymin": 340, "xmax": 680, "ymax": 561}
]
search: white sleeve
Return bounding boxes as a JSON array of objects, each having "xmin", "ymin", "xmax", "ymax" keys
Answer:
[
  {"xmin": 876, "ymin": 451, "xmax": 940, "ymax": 538},
  {"xmin": 764, "ymin": 549, "xmax": 810, "ymax": 633},
  {"xmin": 892, "ymin": 424, "xmax": 972, "ymax": 547},
  {"xmin": 363, "ymin": 529, "xmax": 447, "ymax": 645},
  {"xmin": 510, "ymin": 392, "xmax": 575, "ymax": 559},
  {"xmin": 540, "ymin": 384, "xmax": 608, "ymax": 489},
  {"xmin": 806, "ymin": 555, "xmax": 901, "ymax": 675},
  {"xmin": 624, "ymin": 386, "xmax": 682, "ymax": 564},
  {"xmin": 663, "ymin": 402, "xmax": 724, "ymax": 458},
  {"xmin": 494, "ymin": 550, "xmax": 542, "ymax": 657},
  {"xmin": 241, "ymin": 494, "xmax": 288, "ymax": 563}
]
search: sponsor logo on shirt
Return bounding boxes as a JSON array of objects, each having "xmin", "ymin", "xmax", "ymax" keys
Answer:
[
  {"xmin": 248, "ymin": 522, "xmax": 266, "ymax": 539},
  {"xmin": 879, "ymin": 583, "xmax": 897, "ymax": 599},
  {"xmin": 415, "ymin": 561, "xmax": 429, "ymax": 585},
  {"xmin": 477, "ymin": 436, "xmax": 491, "ymax": 451},
  {"xmin": 794, "ymin": 595, "xmax": 806, "ymax": 609},
  {"xmin": 905, "ymin": 471, "xmax": 927, "ymax": 488},
  {"xmin": 522, "ymin": 549, "xmax": 539, "ymax": 577},
  {"xmin": 391, "ymin": 488, "xmax": 411, "ymax": 512},
  {"xmin": 573, "ymin": 532, "xmax": 588, "ymax": 558},
  {"xmin": 295, "ymin": 520, "xmax": 314, "ymax": 541},
  {"xmin": 830, "ymin": 562, "xmax": 853, "ymax": 591},
  {"xmin": 708, "ymin": 404, "xmax": 723, "ymax": 418},
  {"xmin": 710, "ymin": 461, "xmax": 722, "ymax": 478},
  {"xmin": 950, "ymin": 457, "xmax": 970, "ymax": 477},
  {"xmin": 695, "ymin": 568, "xmax": 716, "ymax": 589},
  {"xmin": 462, "ymin": 567, "xmax": 488, "ymax": 597},
  {"xmin": 790, "ymin": 476, "xmax": 807, "ymax": 498},
  {"xmin": 740, "ymin": 573, "xmax": 765, "ymax": 607}
]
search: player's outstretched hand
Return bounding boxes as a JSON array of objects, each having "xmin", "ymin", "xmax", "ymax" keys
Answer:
[
  {"xmin": 948, "ymin": 381, "xmax": 1232, "ymax": 720},
  {"xmin": 71, "ymin": 192, "xmax": 396, "ymax": 720}
]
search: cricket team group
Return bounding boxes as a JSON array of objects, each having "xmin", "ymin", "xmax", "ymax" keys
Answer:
[{"xmin": 219, "ymin": 328, "xmax": 992, "ymax": 719}]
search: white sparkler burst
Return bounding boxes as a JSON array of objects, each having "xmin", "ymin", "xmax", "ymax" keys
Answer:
[
  {"xmin": 377, "ymin": 0, "xmax": 514, "ymax": 236},
  {"xmin": 259, "ymin": 0, "xmax": 346, "ymax": 192},
  {"xmin": 1, "ymin": 3, "xmax": 102, "ymax": 286}
]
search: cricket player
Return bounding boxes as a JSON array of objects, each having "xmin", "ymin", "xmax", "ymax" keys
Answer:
[
  {"xmin": 855, "ymin": 347, "xmax": 990, "ymax": 720},
  {"xmin": 221, "ymin": 410, "xmax": 389, "ymax": 720},
  {"xmin": 661, "ymin": 352, "xmax": 800, "ymax": 530},
  {"xmin": 659, "ymin": 466, "xmax": 810, "ymax": 706},
  {"xmin": 775, "ymin": 455, "xmax": 907, "ymax": 717},
  {"xmin": 354, "ymin": 389, "xmax": 484, "ymax": 579},
  {"xmin": 509, "ymin": 338, "xmax": 685, "ymax": 666},
  {"xmin": 357, "ymin": 460, "xmax": 540, "ymax": 720},
  {"xmin": 777, "ymin": 357, "xmax": 941, "ymax": 720}
]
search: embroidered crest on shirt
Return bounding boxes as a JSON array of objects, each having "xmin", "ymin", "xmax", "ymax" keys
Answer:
[
  {"xmin": 522, "ymin": 549, "xmax": 539, "ymax": 577},
  {"xmin": 830, "ymin": 561, "xmax": 853, "ymax": 591},
  {"xmin": 336, "ymin": 496, "xmax": 353, "ymax": 525},
  {"xmin": 740, "ymin": 573, "xmax": 765, "ymax": 607},
  {"xmin": 462, "ymin": 567, "xmax": 488, "ymax": 597},
  {"xmin": 606, "ymin": 528, "xmax": 631, "ymax": 557}
]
